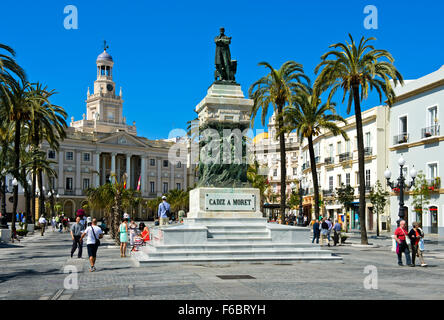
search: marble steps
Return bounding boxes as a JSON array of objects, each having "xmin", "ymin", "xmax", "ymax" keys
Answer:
[
  {"xmin": 206, "ymin": 225, "xmax": 268, "ymax": 232},
  {"xmin": 184, "ymin": 218, "xmax": 268, "ymax": 226},
  {"xmin": 135, "ymin": 255, "xmax": 343, "ymax": 266},
  {"xmin": 208, "ymin": 231, "xmax": 270, "ymax": 239},
  {"xmin": 207, "ymin": 237, "xmax": 273, "ymax": 243},
  {"xmin": 143, "ymin": 248, "xmax": 332, "ymax": 259},
  {"xmin": 145, "ymin": 243, "xmax": 318, "ymax": 252}
]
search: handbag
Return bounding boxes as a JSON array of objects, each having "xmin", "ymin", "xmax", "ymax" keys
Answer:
[
  {"xmin": 419, "ymin": 238, "xmax": 425, "ymax": 251},
  {"xmin": 401, "ymin": 228, "xmax": 411, "ymax": 245},
  {"xmin": 91, "ymin": 225, "xmax": 100, "ymax": 247}
]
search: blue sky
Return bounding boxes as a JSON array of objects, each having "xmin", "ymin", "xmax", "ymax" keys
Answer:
[{"xmin": 2, "ymin": 0, "xmax": 444, "ymax": 140}]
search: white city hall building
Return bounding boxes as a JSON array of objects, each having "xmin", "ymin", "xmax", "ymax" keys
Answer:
[
  {"xmin": 388, "ymin": 65, "xmax": 444, "ymax": 235},
  {"xmin": 6, "ymin": 48, "xmax": 192, "ymax": 219}
]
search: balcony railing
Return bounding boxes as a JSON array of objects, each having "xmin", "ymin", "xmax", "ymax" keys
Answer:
[
  {"xmin": 364, "ymin": 147, "xmax": 373, "ymax": 156},
  {"xmin": 315, "ymin": 156, "xmax": 321, "ymax": 164},
  {"xmin": 302, "ymin": 162, "xmax": 310, "ymax": 171},
  {"xmin": 323, "ymin": 189, "xmax": 335, "ymax": 197},
  {"xmin": 422, "ymin": 125, "xmax": 440, "ymax": 138},
  {"xmin": 365, "ymin": 185, "xmax": 373, "ymax": 193},
  {"xmin": 427, "ymin": 178, "xmax": 441, "ymax": 191},
  {"xmin": 325, "ymin": 157, "xmax": 334, "ymax": 165},
  {"xmin": 339, "ymin": 152, "xmax": 352, "ymax": 162},
  {"xmin": 393, "ymin": 133, "xmax": 409, "ymax": 145}
]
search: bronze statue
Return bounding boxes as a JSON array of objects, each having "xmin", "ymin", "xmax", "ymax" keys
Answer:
[{"xmin": 214, "ymin": 27, "xmax": 237, "ymax": 82}]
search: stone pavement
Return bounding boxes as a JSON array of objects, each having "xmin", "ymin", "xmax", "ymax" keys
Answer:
[{"xmin": 0, "ymin": 227, "xmax": 443, "ymax": 300}]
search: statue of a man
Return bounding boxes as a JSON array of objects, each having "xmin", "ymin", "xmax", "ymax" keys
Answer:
[{"xmin": 215, "ymin": 27, "xmax": 236, "ymax": 82}]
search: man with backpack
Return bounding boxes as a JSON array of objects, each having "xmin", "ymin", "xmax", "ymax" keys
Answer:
[{"xmin": 158, "ymin": 196, "xmax": 171, "ymax": 226}]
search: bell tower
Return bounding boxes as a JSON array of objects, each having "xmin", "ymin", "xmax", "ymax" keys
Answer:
[{"xmin": 85, "ymin": 41, "xmax": 124, "ymax": 124}]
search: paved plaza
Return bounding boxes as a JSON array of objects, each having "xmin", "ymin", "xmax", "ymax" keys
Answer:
[{"xmin": 0, "ymin": 228, "xmax": 443, "ymax": 300}]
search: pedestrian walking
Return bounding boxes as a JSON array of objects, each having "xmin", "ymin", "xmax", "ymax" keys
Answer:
[
  {"xmin": 394, "ymin": 220, "xmax": 413, "ymax": 266},
  {"xmin": 320, "ymin": 218, "xmax": 330, "ymax": 247},
  {"xmin": 58, "ymin": 215, "xmax": 64, "ymax": 232},
  {"xmin": 326, "ymin": 218, "xmax": 333, "ymax": 244},
  {"xmin": 38, "ymin": 215, "xmax": 47, "ymax": 236},
  {"xmin": 70, "ymin": 217, "xmax": 84, "ymax": 258},
  {"xmin": 119, "ymin": 218, "xmax": 129, "ymax": 257},
  {"xmin": 51, "ymin": 216, "xmax": 56, "ymax": 232},
  {"xmin": 129, "ymin": 219, "xmax": 138, "ymax": 248},
  {"xmin": 86, "ymin": 215, "xmax": 92, "ymax": 227},
  {"xmin": 158, "ymin": 196, "xmax": 170, "ymax": 226},
  {"xmin": 333, "ymin": 220, "xmax": 342, "ymax": 246},
  {"xmin": 312, "ymin": 219, "xmax": 320, "ymax": 244},
  {"xmin": 409, "ymin": 222, "xmax": 427, "ymax": 267},
  {"xmin": 80, "ymin": 218, "xmax": 103, "ymax": 272}
]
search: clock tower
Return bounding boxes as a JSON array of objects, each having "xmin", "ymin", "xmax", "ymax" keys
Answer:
[{"xmin": 85, "ymin": 43, "xmax": 124, "ymax": 125}]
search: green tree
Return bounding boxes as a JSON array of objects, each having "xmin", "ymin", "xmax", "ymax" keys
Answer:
[
  {"xmin": 249, "ymin": 61, "xmax": 309, "ymax": 223},
  {"xmin": 285, "ymin": 84, "xmax": 348, "ymax": 219},
  {"xmin": 335, "ymin": 184, "xmax": 355, "ymax": 232},
  {"xmin": 315, "ymin": 35, "xmax": 404, "ymax": 245},
  {"xmin": 411, "ymin": 171, "xmax": 431, "ymax": 227},
  {"xmin": 247, "ymin": 161, "xmax": 270, "ymax": 213},
  {"xmin": 369, "ymin": 180, "xmax": 389, "ymax": 237}
]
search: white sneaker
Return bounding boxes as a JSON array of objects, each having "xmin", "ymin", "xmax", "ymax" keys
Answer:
[{"xmin": 421, "ymin": 264, "xmax": 428, "ymax": 267}]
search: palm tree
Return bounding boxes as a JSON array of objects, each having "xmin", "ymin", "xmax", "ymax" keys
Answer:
[
  {"xmin": 285, "ymin": 85, "xmax": 348, "ymax": 219},
  {"xmin": 247, "ymin": 160, "xmax": 270, "ymax": 213},
  {"xmin": 0, "ymin": 43, "xmax": 26, "ymax": 101},
  {"xmin": 249, "ymin": 61, "xmax": 309, "ymax": 222},
  {"xmin": 314, "ymin": 34, "xmax": 404, "ymax": 244},
  {"xmin": 27, "ymin": 83, "xmax": 67, "ymax": 219},
  {"xmin": 0, "ymin": 116, "xmax": 14, "ymax": 219}
]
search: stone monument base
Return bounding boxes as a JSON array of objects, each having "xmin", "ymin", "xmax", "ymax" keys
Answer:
[{"xmin": 132, "ymin": 188, "xmax": 342, "ymax": 266}]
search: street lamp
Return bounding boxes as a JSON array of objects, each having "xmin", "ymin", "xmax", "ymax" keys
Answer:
[
  {"xmin": 0, "ymin": 170, "xmax": 8, "ymax": 228},
  {"xmin": 385, "ymin": 155, "xmax": 417, "ymax": 227}
]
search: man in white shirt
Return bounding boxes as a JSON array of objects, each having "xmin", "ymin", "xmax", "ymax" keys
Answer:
[
  {"xmin": 80, "ymin": 218, "xmax": 103, "ymax": 272},
  {"xmin": 38, "ymin": 216, "xmax": 47, "ymax": 236}
]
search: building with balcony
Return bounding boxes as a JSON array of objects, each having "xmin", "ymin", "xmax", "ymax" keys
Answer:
[
  {"xmin": 389, "ymin": 65, "xmax": 444, "ymax": 235},
  {"xmin": 300, "ymin": 105, "xmax": 390, "ymax": 232},
  {"xmin": 253, "ymin": 112, "xmax": 301, "ymax": 199}
]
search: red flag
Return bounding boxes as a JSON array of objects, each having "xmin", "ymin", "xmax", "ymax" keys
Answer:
[{"xmin": 136, "ymin": 175, "xmax": 141, "ymax": 191}]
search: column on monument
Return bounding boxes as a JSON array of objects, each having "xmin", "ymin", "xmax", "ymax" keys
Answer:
[
  {"xmin": 58, "ymin": 150, "xmax": 64, "ymax": 194},
  {"xmin": 141, "ymin": 156, "xmax": 147, "ymax": 196},
  {"xmin": 94, "ymin": 152, "xmax": 100, "ymax": 187},
  {"xmin": 157, "ymin": 157, "xmax": 161, "ymax": 196},
  {"xmin": 126, "ymin": 155, "xmax": 131, "ymax": 189},
  {"xmin": 111, "ymin": 153, "xmax": 116, "ymax": 183}
]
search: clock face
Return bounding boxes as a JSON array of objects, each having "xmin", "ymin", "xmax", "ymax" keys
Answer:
[{"xmin": 107, "ymin": 84, "xmax": 114, "ymax": 92}]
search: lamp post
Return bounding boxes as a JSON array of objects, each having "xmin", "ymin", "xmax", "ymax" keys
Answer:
[
  {"xmin": 297, "ymin": 173, "xmax": 305, "ymax": 226},
  {"xmin": 385, "ymin": 155, "xmax": 417, "ymax": 227}
]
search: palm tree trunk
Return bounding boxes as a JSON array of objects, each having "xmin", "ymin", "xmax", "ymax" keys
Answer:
[
  {"xmin": 31, "ymin": 169, "xmax": 36, "ymax": 223},
  {"xmin": 352, "ymin": 85, "xmax": 369, "ymax": 245},
  {"xmin": 1, "ymin": 176, "xmax": 6, "ymax": 221},
  {"xmin": 277, "ymin": 104, "xmax": 287, "ymax": 223},
  {"xmin": 38, "ymin": 169, "xmax": 45, "ymax": 217},
  {"xmin": 12, "ymin": 119, "xmax": 21, "ymax": 235},
  {"xmin": 307, "ymin": 135, "xmax": 320, "ymax": 219}
]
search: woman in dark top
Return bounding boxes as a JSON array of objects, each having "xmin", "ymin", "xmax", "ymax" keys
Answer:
[{"xmin": 408, "ymin": 222, "xmax": 427, "ymax": 267}]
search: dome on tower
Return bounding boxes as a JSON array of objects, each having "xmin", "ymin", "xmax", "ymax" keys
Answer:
[{"xmin": 97, "ymin": 50, "xmax": 113, "ymax": 62}]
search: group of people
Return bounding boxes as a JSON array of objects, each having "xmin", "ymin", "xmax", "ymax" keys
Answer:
[
  {"xmin": 394, "ymin": 220, "xmax": 427, "ymax": 267},
  {"xmin": 118, "ymin": 218, "xmax": 149, "ymax": 257},
  {"xmin": 311, "ymin": 217, "xmax": 342, "ymax": 247}
]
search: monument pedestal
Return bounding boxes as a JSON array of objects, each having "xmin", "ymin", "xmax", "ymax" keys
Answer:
[{"xmin": 133, "ymin": 187, "xmax": 343, "ymax": 265}]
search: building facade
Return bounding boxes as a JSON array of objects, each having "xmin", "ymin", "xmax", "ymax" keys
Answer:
[
  {"xmin": 253, "ymin": 112, "xmax": 301, "ymax": 198},
  {"xmin": 389, "ymin": 65, "xmax": 444, "ymax": 235},
  {"xmin": 300, "ymin": 106, "xmax": 391, "ymax": 231}
]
